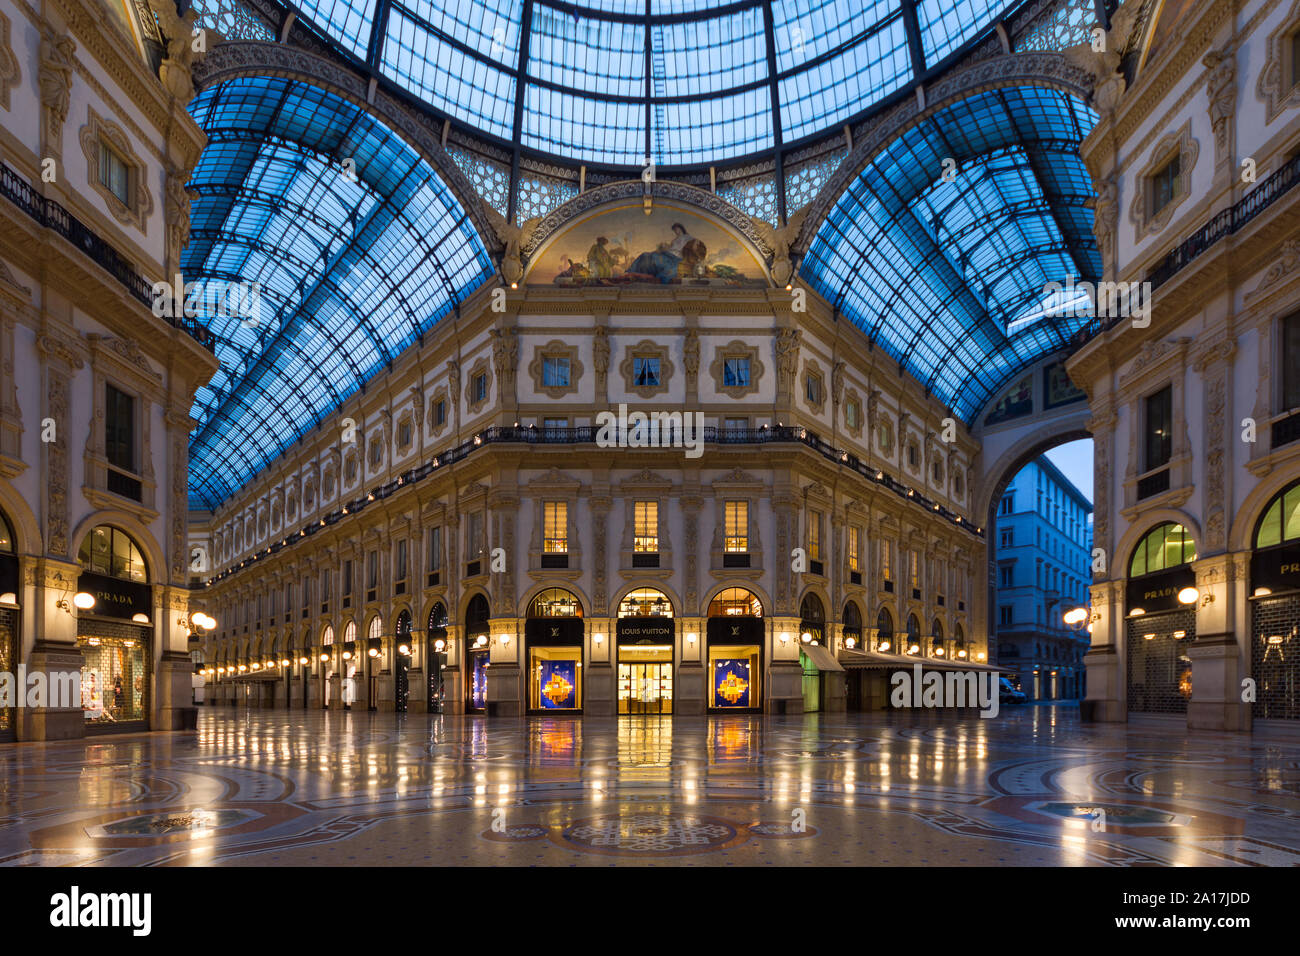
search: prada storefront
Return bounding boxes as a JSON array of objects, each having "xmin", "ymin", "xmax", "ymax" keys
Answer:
[
  {"xmin": 1125, "ymin": 523, "xmax": 1198, "ymax": 717},
  {"xmin": 526, "ymin": 589, "xmax": 584, "ymax": 714},
  {"xmin": 1250, "ymin": 480, "xmax": 1300, "ymax": 721},
  {"xmin": 76, "ymin": 526, "xmax": 153, "ymax": 734},
  {"xmin": 465, "ymin": 594, "xmax": 490, "ymax": 712},
  {"xmin": 706, "ymin": 588, "xmax": 765, "ymax": 712},
  {"xmin": 616, "ymin": 588, "xmax": 675, "ymax": 716}
]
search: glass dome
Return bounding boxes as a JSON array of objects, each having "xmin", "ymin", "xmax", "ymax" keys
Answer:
[{"xmin": 288, "ymin": 0, "xmax": 1015, "ymax": 167}]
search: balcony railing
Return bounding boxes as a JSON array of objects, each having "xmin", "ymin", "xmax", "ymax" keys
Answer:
[
  {"xmin": 209, "ymin": 424, "xmax": 981, "ymax": 584},
  {"xmin": 0, "ymin": 162, "xmax": 215, "ymax": 352}
]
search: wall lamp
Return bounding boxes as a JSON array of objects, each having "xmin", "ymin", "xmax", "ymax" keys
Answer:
[{"xmin": 56, "ymin": 591, "xmax": 96, "ymax": 613}]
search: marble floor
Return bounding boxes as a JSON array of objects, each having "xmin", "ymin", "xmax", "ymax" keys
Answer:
[{"xmin": 1, "ymin": 705, "xmax": 1298, "ymax": 866}]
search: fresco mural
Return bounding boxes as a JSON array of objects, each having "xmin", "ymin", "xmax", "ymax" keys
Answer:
[{"xmin": 527, "ymin": 204, "xmax": 768, "ymax": 287}]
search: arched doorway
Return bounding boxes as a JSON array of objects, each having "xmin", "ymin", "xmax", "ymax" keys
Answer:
[
  {"xmin": 525, "ymin": 588, "xmax": 583, "ymax": 713},
  {"xmin": 931, "ymin": 619, "xmax": 945, "ymax": 659},
  {"xmin": 616, "ymin": 587, "xmax": 674, "ymax": 715},
  {"xmin": 1249, "ymin": 480, "xmax": 1300, "ymax": 721},
  {"xmin": 798, "ymin": 593, "xmax": 827, "ymax": 713},
  {"xmin": 319, "ymin": 624, "xmax": 335, "ymax": 709},
  {"xmin": 427, "ymin": 602, "xmax": 448, "ymax": 713},
  {"xmin": 365, "ymin": 615, "xmax": 383, "ymax": 712},
  {"xmin": 905, "ymin": 614, "xmax": 921, "ymax": 656},
  {"xmin": 874, "ymin": 607, "xmax": 894, "ymax": 653},
  {"xmin": 464, "ymin": 594, "xmax": 490, "ymax": 713},
  {"xmin": 341, "ymin": 620, "xmax": 358, "ymax": 710},
  {"xmin": 394, "ymin": 610, "xmax": 412, "ymax": 713},
  {"xmin": 705, "ymin": 587, "xmax": 764, "ymax": 712},
  {"xmin": 1125, "ymin": 522, "xmax": 1197, "ymax": 715},
  {"xmin": 0, "ymin": 509, "xmax": 17, "ymax": 740},
  {"xmin": 75, "ymin": 525, "xmax": 152, "ymax": 734}
]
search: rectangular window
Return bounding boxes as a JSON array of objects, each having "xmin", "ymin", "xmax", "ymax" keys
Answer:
[
  {"xmin": 398, "ymin": 420, "xmax": 412, "ymax": 447},
  {"xmin": 1292, "ymin": 30, "xmax": 1300, "ymax": 88},
  {"xmin": 1144, "ymin": 385, "xmax": 1173, "ymax": 471},
  {"xmin": 1000, "ymin": 565, "xmax": 1013, "ymax": 588},
  {"xmin": 846, "ymin": 400, "xmax": 858, "ymax": 429},
  {"xmin": 724, "ymin": 417, "xmax": 747, "ymax": 434},
  {"xmin": 395, "ymin": 540, "xmax": 407, "ymax": 584},
  {"xmin": 880, "ymin": 542, "xmax": 892, "ymax": 582},
  {"xmin": 1000, "ymin": 529, "xmax": 1013, "ymax": 548},
  {"xmin": 633, "ymin": 356, "xmax": 660, "ymax": 387},
  {"xmin": 634, "ymin": 501, "xmax": 658, "ymax": 552},
  {"xmin": 435, "ymin": 399, "xmax": 447, "ymax": 426},
  {"xmin": 806, "ymin": 374, "xmax": 822, "ymax": 405},
  {"xmin": 99, "ymin": 143, "xmax": 130, "ymax": 205},
  {"xmin": 427, "ymin": 526, "xmax": 442, "ymax": 570},
  {"xmin": 542, "ymin": 356, "xmax": 570, "ymax": 388},
  {"xmin": 999, "ymin": 494, "xmax": 1014, "ymax": 515},
  {"xmin": 1150, "ymin": 153, "xmax": 1181, "ymax": 215},
  {"xmin": 724, "ymin": 501, "xmax": 748, "ymax": 552},
  {"xmin": 808, "ymin": 510, "xmax": 822, "ymax": 560},
  {"xmin": 543, "ymin": 501, "xmax": 568, "ymax": 553},
  {"xmin": 105, "ymin": 384, "xmax": 135, "ymax": 472},
  {"xmin": 466, "ymin": 512, "xmax": 483, "ymax": 560},
  {"xmin": 723, "ymin": 357, "xmax": 750, "ymax": 388},
  {"xmin": 322, "ymin": 569, "xmax": 331, "ymax": 601},
  {"xmin": 1284, "ymin": 311, "xmax": 1300, "ymax": 411},
  {"xmin": 910, "ymin": 550, "xmax": 920, "ymax": 589},
  {"xmin": 473, "ymin": 373, "xmax": 487, "ymax": 402},
  {"xmin": 848, "ymin": 526, "xmax": 860, "ymax": 572},
  {"xmin": 366, "ymin": 551, "xmax": 378, "ymax": 590},
  {"xmin": 343, "ymin": 560, "xmax": 353, "ymax": 596},
  {"xmin": 543, "ymin": 418, "xmax": 568, "ymax": 432},
  {"xmin": 999, "ymin": 606, "xmax": 1013, "ymax": 627}
]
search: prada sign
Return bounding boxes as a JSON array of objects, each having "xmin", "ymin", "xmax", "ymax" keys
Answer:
[
  {"xmin": 76, "ymin": 571, "xmax": 151, "ymax": 620},
  {"xmin": 707, "ymin": 616, "xmax": 764, "ymax": 644},
  {"xmin": 1252, "ymin": 542, "xmax": 1300, "ymax": 592},
  {"xmin": 524, "ymin": 616, "xmax": 584, "ymax": 645},
  {"xmin": 1125, "ymin": 566, "xmax": 1195, "ymax": 614},
  {"xmin": 617, "ymin": 618, "xmax": 674, "ymax": 644}
]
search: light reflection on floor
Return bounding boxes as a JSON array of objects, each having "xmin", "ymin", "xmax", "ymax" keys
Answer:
[{"xmin": 1, "ymin": 706, "xmax": 1298, "ymax": 866}]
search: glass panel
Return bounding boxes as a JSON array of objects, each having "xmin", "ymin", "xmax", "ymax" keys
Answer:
[
  {"xmin": 531, "ymin": 646, "xmax": 582, "ymax": 711},
  {"xmin": 79, "ymin": 635, "xmax": 148, "ymax": 723}
]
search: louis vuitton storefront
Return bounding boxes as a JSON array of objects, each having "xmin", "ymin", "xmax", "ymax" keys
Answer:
[
  {"xmin": 526, "ymin": 589, "xmax": 584, "ymax": 714},
  {"xmin": 706, "ymin": 588, "xmax": 764, "ymax": 713},
  {"xmin": 616, "ymin": 588, "xmax": 675, "ymax": 716}
]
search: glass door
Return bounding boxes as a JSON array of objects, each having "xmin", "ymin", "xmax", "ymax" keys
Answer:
[{"xmin": 618, "ymin": 661, "xmax": 673, "ymax": 715}]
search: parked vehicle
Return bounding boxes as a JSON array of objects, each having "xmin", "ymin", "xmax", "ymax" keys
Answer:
[{"xmin": 1000, "ymin": 677, "xmax": 1027, "ymax": 705}]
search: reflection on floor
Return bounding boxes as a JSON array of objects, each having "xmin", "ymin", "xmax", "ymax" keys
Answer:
[{"xmin": 2, "ymin": 707, "xmax": 1298, "ymax": 866}]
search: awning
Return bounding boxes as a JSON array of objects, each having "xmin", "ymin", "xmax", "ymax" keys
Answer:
[
  {"xmin": 800, "ymin": 643, "xmax": 844, "ymax": 672},
  {"xmin": 836, "ymin": 649, "xmax": 1004, "ymax": 673}
]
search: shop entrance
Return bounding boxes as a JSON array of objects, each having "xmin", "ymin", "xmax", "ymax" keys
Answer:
[{"xmin": 618, "ymin": 648, "xmax": 673, "ymax": 715}]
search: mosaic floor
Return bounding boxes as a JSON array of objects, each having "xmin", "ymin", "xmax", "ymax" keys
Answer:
[{"xmin": 1, "ymin": 706, "xmax": 1298, "ymax": 866}]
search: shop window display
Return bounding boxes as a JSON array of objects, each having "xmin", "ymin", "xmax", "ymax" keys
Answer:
[
  {"xmin": 709, "ymin": 644, "xmax": 760, "ymax": 709},
  {"xmin": 80, "ymin": 635, "xmax": 147, "ymax": 724},
  {"xmin": 530, "ymin": 645, "xmax": 582, "ymax": 711}
]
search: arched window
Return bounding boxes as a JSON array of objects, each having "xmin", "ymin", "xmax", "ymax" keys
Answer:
[
  {"xmin": 842, "ymin": 601, "xmax": 862, "ymax": 634},
  {"xmin": 343, "ymin": 620, "xmax": 357, "ymax": 643},
  {"xmin": 1255, "ymin": 480, "xmax": 1300, "ymax": 548},
  {"xmin": 799, "ymin": 593, "xmax": 825, "ymax": 644},
  {"xmin": 465, "ymin": 594, "xmax": 490, "ymax": 634},
  {"xmin": 876, "ymin": 607, "xmax": 893, "ymax": 646},
  {"xmin": 321, "ymin": 624, "xmax": 334, "ymax": 646},
  {"xmin": 427, "ymin": 602, "xmax": 447, "ymax": 631},
  {"xmin": 932, "ymin": 619, "xmax": 944, "ymax": 646},
  {"xmin": 0, "ymin": 509, "xmax": 13, "ymax": 553},
  {"xmin": 618, "ymin": 588, "xmax": 673, "ymax": 618},
  {"xmin": 707, "ymin": 587, "xmax": 763, "ymax": 617},
  {"xmin": 367, "ymin": 615, "xmax": 383, "ymax": 640},
  {"xmin": 1129, "ymin": 522, "xmax": 1196, "ymax": 577},
  {"xmin": 527, "ymin": 588, "xmax": 582, "ymax": 618},
  {"xmin": 77, "ymin": 525, "xmax": 148, "ymax": 582},
  {"xmin": 906, "ymin": 614, "xmax": 921, "ymax": 653}
]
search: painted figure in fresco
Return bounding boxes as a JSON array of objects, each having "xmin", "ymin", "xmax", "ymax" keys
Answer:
[
  {"xmin": 586, "ymin": 236, "xmax": 614, "ymax": 278},
  {"xmin": 628, "ymin": 223, "xmax": 706, "ymax": 283}
]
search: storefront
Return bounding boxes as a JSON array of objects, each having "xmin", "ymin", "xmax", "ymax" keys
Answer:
[
  {"xmin": 76, "ymin": 526, "xmax": 152, "ymax": 734},
  {"xmin": 319, "ymin": 624, "xmax": 334, "ymax": 708},
  {"xmin": 0, "ymin": 511, "xmax": 17, "ymax": 740},
  {"xmin": 798, "ymin": 593, "xmax": 828, "ymax": 712},
  {"xmin": 616, "ymin": 588, "xmax": 674, "ymax": 716},
  {"xmin": 1125, "ymin": 522, "xmax": 1198, "ymax": 715},
  {"xmin": 427, "ymin": 602, "xmax": 447, "ymax": 712},
  {"xmin": 526, "ymin": 589, "xmax": 583, "ymax": 714},
  {"xmin": 394, "ymin": 610, "xmax": 412, "ymax": 714},
  {"xmin": 341, "ymin": 620, "xmax": 358, "ymax": 709},
  {"xmin": 464, "ymin": 594, "xmax": 490, "ymax": 712},
  {"xmin": 1249, "ymin": 480, "xmax": 1300, "ymax": 721},
  {"xmin": 705, "ymin": 588, "xmax": 764, "ymax": 712}
]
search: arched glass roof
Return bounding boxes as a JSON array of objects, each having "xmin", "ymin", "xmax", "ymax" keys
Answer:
[
  {"xmin": 286, "ymin": 0, "xmax": 1015, "ymax": 167},
  {"xmin": 800, "ymin": 85, "xmax": 1100, "ymax": 423},
  {"xmin": 183, "ymin": 75, "xmax": 494, "ymax": 509}
]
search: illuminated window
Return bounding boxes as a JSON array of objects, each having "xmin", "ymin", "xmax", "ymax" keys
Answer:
[
  {"xmin": 77, "ymin": 525, "xmax": 148, "ymax": 582},
  {"xmin": 910, "ymin": 550, "xmax": 920, "ymax": 588},
  {"xmin": 848, "ymin": 526, "xmax": 860, "ymax": 572},
  {"xmin": 1128, "ymin": 522, "xmax": 1197, "ymax": 577},
  {"xmin": 808, "ymin": 510, "xmax": 822, "ymax": 560},
  {"xmin": 634, "ymin": 501, "xmax": 658, "ymax": 553},
  {"xmin": 618, "ymin": 587, "xmax": 673, "ymax": 618},
  {"xmin": 1255, "ymin": 480, "xmax": 1300, "ymax": 548},
  {"xmin": 724, "ymin": 500, "xmax": 748, "ymax": 552},
  {"xmin": 707, "ymin": 587, "xmax": 763, "ymax": 617},
  {"xmin": 1144, "ymin": 386, "xmax": 1173, "ymax": 471},
  {"xmin": 544, "ymin": 501, "xmax": 567, "ymax": 553},
  {"xmin": 881, "ymin": 541, "xmax": 893, "ymax": 582},
  {"xmin": 527, "ymin": 587, "xmax": 582, "ymax": 617}
]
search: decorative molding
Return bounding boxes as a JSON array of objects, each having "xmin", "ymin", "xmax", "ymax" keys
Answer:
[
  {"xmin": 1128, "ymin": 121, "xmax": 1198, "ymax": 242},
  {"xmin": 527, "ymin": 339, "xmax": 582, "ymax": 399},
  {"xmin": 1256, "ymin": 0, "xmax": 1300, "ymax": 125},
  {"xmin": 79, "ymin": 106, "xmax": 155, "ymax": 234},
  {"xmin": 0, "ymin": 11, "xmax": 19, "ymax": 111},
  {"xmin": 617, "ymin": 339, "xmax": 674, "ymax": 399}
]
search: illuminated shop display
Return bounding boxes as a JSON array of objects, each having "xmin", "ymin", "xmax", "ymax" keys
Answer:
[
  {"xmin": 0, "ymin": 608, "xmax": 13, "ymax": 734},
  {"xmin": 465, "ymin": 593, "xmax": 491, "ymax": 712},
  {"xmin": 79, "ymin": 633, "xmax": 148, "ymax": 724},
  {"xmin": 617, "ymin": 645, "xmax": 673, "ymax": 716},
  {"xmin": 709, "ymin": 646, "xmax": 760, "ymax": 709},
  {"xmin": 530, "ymin": 646, "xmax": 582, "ymax": 711},
  {"xmin": 470, "ymin": 651, "xmax": 489, "ymax": 711}
]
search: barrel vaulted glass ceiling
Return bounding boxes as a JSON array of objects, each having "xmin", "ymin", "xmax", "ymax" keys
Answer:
[
  {"xmin": 181, "ymin": 0, "xmax": 1104, "ymax": 510},
  {"xmin": 183, "ymin": 76, "xmax": 493, "ymax": 509},
  {"xmin": 287, "ymin": 0, "xmax": 1014, "ymax": 166}
]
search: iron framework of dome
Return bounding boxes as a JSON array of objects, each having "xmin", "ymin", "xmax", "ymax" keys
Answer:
[{"xmin": 180, "ymin": 0, "xmax": 1114, "ymax": 509}]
